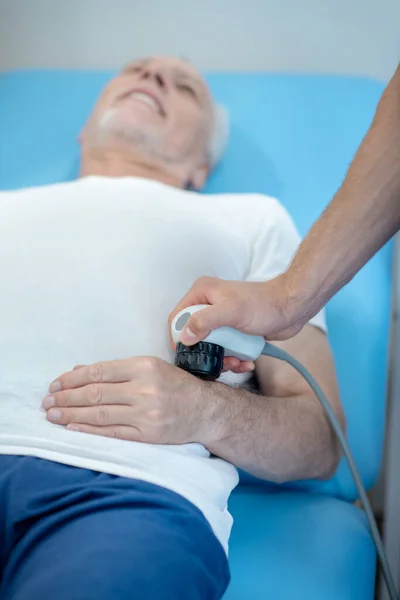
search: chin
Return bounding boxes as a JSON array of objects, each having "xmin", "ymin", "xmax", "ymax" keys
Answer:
[{"xmin": 96, "ymin": 108, "xmax": 153, "ymax": 146}]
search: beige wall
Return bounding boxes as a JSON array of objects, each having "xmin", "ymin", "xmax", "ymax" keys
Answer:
[{"xmin": 0, "ymin": 0, "xmax": 399, "ymax": 79}]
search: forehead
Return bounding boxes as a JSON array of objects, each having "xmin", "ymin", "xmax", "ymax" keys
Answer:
[{"xmin": 123, "ymin": 56, "xmax": 209, "ymax": 90}]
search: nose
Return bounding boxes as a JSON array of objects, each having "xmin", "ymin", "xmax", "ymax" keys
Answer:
[{"xmin": 140, "ymin": 66, "xmax": 167, "ymax": 91}]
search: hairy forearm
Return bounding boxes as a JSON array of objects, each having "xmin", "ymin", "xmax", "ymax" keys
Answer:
[
  {"xmin": 199, "ymin": 381, "xmax": 341, "ymax": 483},
  {"xmin": 286, "ymin": 63, "xmax": 400, "ymax": 320}
]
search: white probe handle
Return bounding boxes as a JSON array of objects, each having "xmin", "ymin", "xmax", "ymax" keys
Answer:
[{"xmin": 171, "ymin": 304, "xmax": 265, "ymax": 361}]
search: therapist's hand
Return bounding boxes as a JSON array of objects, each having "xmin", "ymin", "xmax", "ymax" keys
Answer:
[
  {"xmin": 42, "ymin": 357, "xmax": 213, "ymax": 444},
  {"xmin": 169, "ymin": 275, "xmax": 307, "ymax": 346}
]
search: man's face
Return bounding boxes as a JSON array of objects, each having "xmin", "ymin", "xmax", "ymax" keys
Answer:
[{"xmin": 82, "ymin": 56, "xmax": 214, "ymax": 170}]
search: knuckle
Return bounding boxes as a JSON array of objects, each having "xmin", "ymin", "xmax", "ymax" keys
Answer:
[
  {"xmin": 138, "ymin": 356, "xmax": 157, "ymax": 372},
  {"xmin": 97, "ymin": 407, "xmax": 109, "ymax": 425},
  {"xmin": 147, "ymin": 407, "xmax": 162, "ymax": 422},
  {"xmin": 60, "ymin": 391, "xmax": 74, "ymax": 406},
  {"xmin": 193, "ymin": 276, "xmax": 212, "ymax": 293},
  {"xmin": 69, "ymin": 410, "xmax": 79, "ymax": 423},
  {"xmin": 143, "ymin": 383, "xmax": 160, "ymax": 400},
  {"xmin": 86, "ymin": 383, "xmax": 103, "ymax": 404},
  {"xmin": 88, "ymin": 363, "xmax": 104, "ymax": 383},
  {"xmin": 196, "ymin": 275, "xmax": 213, "ymax": 287}
]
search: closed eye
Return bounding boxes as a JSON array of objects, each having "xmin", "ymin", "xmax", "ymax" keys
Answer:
[
  {"xmin": 176, "ymin": 83, "xmax": 196, "ymax": 98},
  {"xmin": 126, "ymin": 65, "xmax": 142, "ymax": 74}
]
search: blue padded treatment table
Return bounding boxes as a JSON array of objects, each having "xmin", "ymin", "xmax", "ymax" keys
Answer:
[{"xmin": 0, "ymin": 71, "xmax": 391, "ymax": 599}]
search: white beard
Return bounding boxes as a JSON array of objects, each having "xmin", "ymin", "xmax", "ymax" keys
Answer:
[
  {"xmin": 90, "ymin": 107, "xmax": 206, "ymax": 167},
  {"xmin": 97, "ymin": 108, "xmax": 162, "ymax": 154},
  {"xmin": 93, "ymin": 107, "xmax": 188, "ymax": 165}
]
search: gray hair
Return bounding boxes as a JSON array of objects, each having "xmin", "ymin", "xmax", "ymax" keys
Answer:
[{"xmin": 208, "ymin": 103, "xmax": 230, "ymax": 168}]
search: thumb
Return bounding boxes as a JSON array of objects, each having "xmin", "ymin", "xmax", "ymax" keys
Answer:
[{"xmin": 180, "ymin": 304, "xmax": 231, "ymax": 345}]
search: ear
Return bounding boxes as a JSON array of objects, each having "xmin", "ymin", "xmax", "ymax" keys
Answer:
[{"xmin": 189, "ymin": 163, "xmax": 209, "ymax": 190}]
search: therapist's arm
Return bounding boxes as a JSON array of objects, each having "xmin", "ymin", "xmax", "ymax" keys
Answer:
[
  {"xmin": 285, "ymin": 61, "xmax": 400, "ymax": 324},
  {"xmin": 171, "ymin": 62, "xmax": 400, "ymax": 343},
  {"xmin": 202, "ymin": 325, "xmax": 343, "ymax": 482}
]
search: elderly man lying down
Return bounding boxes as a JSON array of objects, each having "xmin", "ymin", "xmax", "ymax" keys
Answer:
[{"xmin": 0, "ymin": 56, "xmax": 344, "ymax": 600}]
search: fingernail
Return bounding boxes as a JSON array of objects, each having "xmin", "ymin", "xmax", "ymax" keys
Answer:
[
  {"xmin": 48, "ymin": 409, "xmax": 61, "ymax": 422},
  {"xmin": 67, "ymin": 425, "xmax": 80, "ymax": 432},
  {"xmin": 49, "ymin": 380, "xmax": 61, "ymax": 393},
  {"xmin": 42, "ymin": 395, "xmax": 55, "ymax": 410},
  {"xmin": 182, "ymin": 327, "xmax": 197, "ymax": 342}
]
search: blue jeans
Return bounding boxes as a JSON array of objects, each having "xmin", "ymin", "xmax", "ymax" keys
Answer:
[{"xmin": 0, "ymin": 455, "xmax": 229, "ymax": 600}]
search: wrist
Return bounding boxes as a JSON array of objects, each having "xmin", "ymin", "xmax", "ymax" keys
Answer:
[
  {"xmin": 192, "ymin": 379, "xmax": 231, "ymax": 447},
  {"xmin": 264, "ymin": 271, "xmax": 309, "ymax": 320},
  {"xmin": 278, "ymin": 268, "xmax": 323, "ymax": 321}
]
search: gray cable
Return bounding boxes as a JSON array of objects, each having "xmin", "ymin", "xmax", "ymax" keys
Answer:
[{"xmin": 261, "ymin": 341, "xmax": 399, "ymax": 600}]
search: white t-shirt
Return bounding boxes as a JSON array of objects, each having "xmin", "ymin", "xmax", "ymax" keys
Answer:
[{"xmin": 0, "ymin": 176, "xmax": 326, "ymax": 553}]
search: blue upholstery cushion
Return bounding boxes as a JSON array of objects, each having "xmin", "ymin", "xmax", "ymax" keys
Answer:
[
  {"xmin": 0, "ymin": 70, "xmax": 391, "ymax": 502},
  {"xmin": 226, "ymin": 488, "xmax": 376, "ymax": 599}
]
